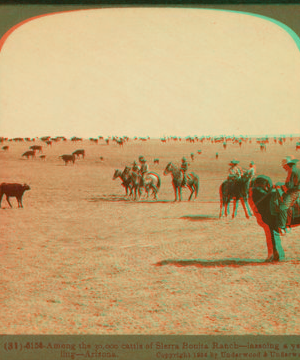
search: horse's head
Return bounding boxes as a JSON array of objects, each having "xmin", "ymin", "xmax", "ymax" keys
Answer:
[
  {"xmin": 112, "ymin": 169, "xmax": 120, "ymax": 180},
  {"xmin": 164, "ymin": 162, "xmax": 172, "ymax": 176}
]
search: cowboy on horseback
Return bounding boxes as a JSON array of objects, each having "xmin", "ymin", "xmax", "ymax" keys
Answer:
[
  {"xmin": 132, "ymin": 160, "xmax": 140, "ymax": 174},
  {"xmin": 276, "ymin": 156, "xmax": 300, "ymax": 235},
  {"xmin": 228, "ymin": 159, "xmax": 243, "ymax": 181},
  {"xmin": 138, "ymin": 156, "xmax": 149, "ymax": 188},
  {"xmin": 181, "ymin": 157, "xmax": 189, "ymax": 186}
]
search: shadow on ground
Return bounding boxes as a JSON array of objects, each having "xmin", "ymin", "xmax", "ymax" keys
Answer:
[
  {"xmin": 87, "ymin": 195, "xmax": 174, "ymax": 203},
  {"xmin": 180, "ymin": 215, "xmax": 219, "ymax": 221},
  {"xmin": 154, "ymin": 258, "xmax": 297, "ymax": 267}
]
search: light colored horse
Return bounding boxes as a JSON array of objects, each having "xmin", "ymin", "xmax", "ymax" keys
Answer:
[
  {"xmin": 113, "ymin": 169, "xmax": 161, "ymax": 200},
  {"xmin": 164, "ymin": 162, "xmax": 199, "ymax": 201}
]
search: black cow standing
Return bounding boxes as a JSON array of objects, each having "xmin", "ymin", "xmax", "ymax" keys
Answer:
[{"xmin": 0, "ymin": 183, "xmax": 31, "ymax": 208}]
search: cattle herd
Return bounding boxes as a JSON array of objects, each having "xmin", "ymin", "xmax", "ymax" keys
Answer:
[{"xmin": 1, "ymin": 134, "xmax": 300, "ymax": 209}]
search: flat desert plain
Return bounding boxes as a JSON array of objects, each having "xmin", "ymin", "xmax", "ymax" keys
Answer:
[{"xmin": 1, "ymin": 137, "xmax": 300, "ymax": 334}]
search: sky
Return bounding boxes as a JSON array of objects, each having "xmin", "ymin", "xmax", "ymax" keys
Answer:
[{"xmin": 0, "ymin": 7, "xmax": 300, "ymax": 139}]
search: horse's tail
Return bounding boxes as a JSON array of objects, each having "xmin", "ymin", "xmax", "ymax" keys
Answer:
[
  {"xmin": 153, "ymin": 172, "xmax": 161, "ymax": 189},
  {"xmin": 191, "ymin": 173, "xmax": 199, "ymax": 198}
]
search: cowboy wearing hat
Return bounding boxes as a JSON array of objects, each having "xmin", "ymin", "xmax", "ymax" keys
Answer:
[
  {"xmin": 277, "ymin": 156, "xmax": 300, "ymax": 235},
  {"xmin": 132, "ymin": 160, "xmax": 140, "ymax": 174},
  {"xmin": 228, "ymin": 160, "xmax": 243, "ymax": 181},
  {"xmin": 181, "ymin": 157, "xmax": 189, "ymax": 186},
  {"xmin": 139, "ymin": 156, "xmax": 149, "ymax": 187}
]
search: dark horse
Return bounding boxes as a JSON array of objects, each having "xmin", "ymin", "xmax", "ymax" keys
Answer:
[
  {"xmin": 219, "ymin": 172, "xmax": 253, "ymax": 219},
  {"xmin": 113, "ymin": 168, "xmax": 134, "ymax": 197},
  {"xmin": 249, "ymin": 175, "xmax": 300, "ymax": 262},
  {"xmin": 164, "ymin": 162, "xmax": 199, "ymax": 201}
]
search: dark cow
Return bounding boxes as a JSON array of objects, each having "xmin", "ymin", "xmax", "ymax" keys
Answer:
[
  {"xmin": 60, "ymin": 154, "xmax": 76, "ymax": 165},
  {"xmin": 46, "ymin": 141, "xmax": 52, "ymax": 146},
  {"xmin": 0, "ymin": 183, "xmax": 31, "ymax": 208},
  {"xmin": 30, "ymin": 145, "xmax": 43, "ymax": 153},
  {"xmin": 2, "ymin": 146, "xmax": 9, "ymax": 151},
  {"xmin": 72, "ymin": 149, "xmax": 85, "ymax": 158},
  {"xmin": 296, "ymin": 142, "xmax": 300, "ymax": 151},
  {"xmin": 22, "ymin": 150, "xmax": 36, "ymax": 159},
  {"xmin": 40, "ymin": 155, "xmax": 46, "ymax": 161}
]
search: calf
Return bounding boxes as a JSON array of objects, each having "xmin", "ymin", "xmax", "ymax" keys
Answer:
[
  {"xmin": 0, "ymin": 183, "xmax": 31, "ymax": 208},
  {"xmin": 30, "ymin": 145, "xmax": 43, "ymax": 153},
  {"xmin": 72, "ymin": 149, "xmax": 85, "ymax": 158},
  {"xmin": 22, "ymin": 150, "xmax": 36, "ymax": 159},
  {"xmin": 2, "ymin": 146, "xmax": 9, "ymax": 151},
  {"xmin": 60, "ymin": 154, "xmax": 76, "ymax": 165}
]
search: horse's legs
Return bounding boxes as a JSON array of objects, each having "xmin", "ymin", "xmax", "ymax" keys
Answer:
[
  {"xmin": 232, "ymin": 199, "xmax": 238, "ymax": 219},
  {"xmin": 226, "ymin": 200, "xmax": 230, "ymax": 217},
  {"xmin": 240, "ymin": 198, "xmax": 250, "ymax": 219},
  {"xmin": 188, "ymin": 185, "xmax": 194, "ymax": 201},
  {"xmin": 219, "ymin": 203, "xmax": 225, "ymax": 218},
  {"xmin": 244, "ymin": 198, "xmax": 252, "ymax": 216},
  {"xmin": 264, "ymin": 226, "xmax": 285, "ymax": 261},
  {"xmin": 179, "ymin": 187, "xmax": 182, "ymax": 201}
]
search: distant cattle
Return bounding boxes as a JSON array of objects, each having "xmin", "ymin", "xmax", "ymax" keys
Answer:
[
  {"xmin": 22, "ymin": 150, "xmax": 36, "ymax": 159},
  {"xmin": 30, "ymin": 145, "xmax": 43, "ymax": 153},
  {"xmin": 72, "ymin": 149, "xmax": 85, "ymax": 158},
  {"xmin": 40, "ymin": 155, "xmax": 46, "ymax": 161},
  {"xmin": 71, "ymin": 137, "xmax": 82, "ymax": 142},
  {"xmin": 190, "ymin": 153, "xmax": 194, "ymax": 161},
  {"xmin": 197, "ymin": 150, "xmax": 202, "ymax": 154},
  {"xmin": 296, "ymin": 142, "xmax": 300, "ymax": 151},
  {"xmin": 0, "ymin": 183, "xmax": 30, "ymax": 208},
  {"xmin": 60, "ymin": 154, "xmax": 76, "ymax": 165},
  {"xmin": 2, "ymin": 146, "xmax": 9, "ymax": 151},
  {"xmin": 100, "ymin": 156, "xmax": 104, "ymax": 161},
  {"xmin": 260, "ymin": 143, "xmax": 267, "ymax": 152},
  {"xmin": 46, "ymin": 141, "xmax": 52, "ymax": 146}
]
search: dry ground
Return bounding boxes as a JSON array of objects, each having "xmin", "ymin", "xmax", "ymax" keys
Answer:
[{"xmin": 1, "ymin": 137, "xmax": 300, "ymax": 334}]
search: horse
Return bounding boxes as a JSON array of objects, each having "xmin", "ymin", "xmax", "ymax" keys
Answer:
[
  {"xmin": 219, "ymin": 172, "xmax": 253, "ymax": 219},
  {"xmin": 113, "ymin": 168, "xmax": 161, "ymax": 200},
  {"xmin": 112, "ymin": 169, "xmax": 134, "ymax": 197},
  {"xmin": 163, "ymin": 162, "xmax": 199, "ymax": 201},
  {"xmin": 142, "ymin": 172, "xmax": 161, "ymax": 200},
  {"xmin": 249, "ymin": 175, "xmax": 300, "ymax": 262}
]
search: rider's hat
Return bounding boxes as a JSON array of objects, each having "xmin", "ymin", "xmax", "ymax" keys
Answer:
[
  {"xmin": 139, "ymin": 157, "xmax": 146, "ymax": 162},
  {"xmin": 282, "ymin": 156, "xmax": 299, "ymax": 166},
  {"xmin": 229, "ymin": 159, "xmax": 239, "ymax": 165},
  {"xmin": 182, "ymin": 157, "xmax": 186, "ymax": 161},
  {"xmin": 250, "ymin": 161, "xmax": 255, "ymax": 165}
]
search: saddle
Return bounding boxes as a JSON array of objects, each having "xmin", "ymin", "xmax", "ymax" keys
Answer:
[{"xmin": 270, "ymin": 188, "xmax": 300, "ymax": 217}]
